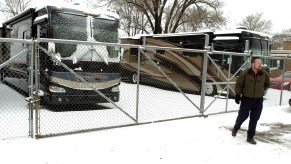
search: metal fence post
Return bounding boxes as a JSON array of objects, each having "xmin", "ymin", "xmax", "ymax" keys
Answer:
[
  {"xmin": 34, "ymin": 41, "xmax": 40, "ymax": 136},
  {"xmin": 225, "ymin": 55, "xmax": 232, "ymax": 112},
  {"xmin": 135, "ymin": 45, "xmax": 142, "ymax": 123},
  {"xmin": 279, "ymin": 54, "xmax": 289, "ymax": 105},
  {"xmin": 34, "ymin": 25, "xmax": 42, "ymax": 137},
  {"xmin": 200, "ymin": 34, "xmax": 210, "ymax": 115},
  {"xmin": 28, "ymin": 41, "xmax": 34, "ymax": 138},
  {"xmin": 244, "ymin": 40, "xmax": 250, "ymax": 70}
]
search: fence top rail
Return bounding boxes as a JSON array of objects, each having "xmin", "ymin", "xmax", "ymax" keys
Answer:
[
  {"xmin": 268, "ymin": 56, "xmax": 291, "ymax": 60},
  {"xmin": 0, "ymin": 38, "xmax": 33, "ymax": 43},
  {"xmin": 142, "ymin": 45, "xmax": 208, "ymax": 53},
  {"xmin": 36, "ymin": 38, "xmax": 141, "ymax": 49},
  {"xmin": 271, "ymin": 50, "xmax": 291, "ymax": 54},
  {"xmin": 37, "ymin": 38, "xmax": 208, "ymax": 53},
  {"xmin": 209, "ymin": 50, "xmax": 249, "ymax": 57}
]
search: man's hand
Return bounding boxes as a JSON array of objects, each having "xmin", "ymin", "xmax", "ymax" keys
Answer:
[{"xmin": 235, "ymin": 95, "xmax": 241, "ymax": 104}]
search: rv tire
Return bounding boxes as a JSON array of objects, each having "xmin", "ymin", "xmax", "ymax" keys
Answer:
[
  {"xmin": 131, "ymin": 73, "xmax": 138, "ymax": 84},
  {"xmin": 204, "ymin": 80, "xmax": 217, "ymax": 96}
]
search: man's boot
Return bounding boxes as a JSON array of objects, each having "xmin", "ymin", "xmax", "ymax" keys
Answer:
[
  {"xmin": 232, "ymin": 129, "xmax": 238, "ymax": 137},
  {"xmin": 247, "ymin": 138, "xmax": 257, "ymax": 145}
]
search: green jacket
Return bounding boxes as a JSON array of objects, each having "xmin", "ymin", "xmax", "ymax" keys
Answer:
[{"xmin": 235, "ymin": 68, "xmax": 270, "ymax": 98}]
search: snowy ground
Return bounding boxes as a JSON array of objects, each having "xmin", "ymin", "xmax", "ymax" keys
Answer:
[
  {"xmin": 1, "ymin": 82, "xmax": 291, "ymax": 138},
  {"xmin": 1, "ymin": 82, "xmax": 291, "ymax": 163},
  {"xmin": 0, "ymin": 105, "xmax": 291, "ymax": 164}
]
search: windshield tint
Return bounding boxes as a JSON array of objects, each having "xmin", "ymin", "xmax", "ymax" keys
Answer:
[
  {"xmin": 213, "ymin": 40, "xmax": 243, "ymax": 52},
  {"xmin": 93, "ymin": 18, "xmax": 119, "ymax": 58},
  {"xmin": 50, "ymin": 13, "xmax": 119, "ymax": 59},
  {"xmin": 51, "ymin": 13, "xmax": 87, "ymax": 57},
  {"xmin": 250, "ymin": 39, "xmax": 269, "ymax": 56},
  {"xmin": 250, "ymin": 39, "xmax": 262, "ymax": 55},
  {"xmin": 261, "ymin": 40, "xmax": 268, "ymax": 56}
]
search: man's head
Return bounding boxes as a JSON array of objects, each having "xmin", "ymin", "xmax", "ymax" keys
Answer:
[{"xmin": 251, "ymin": 57, "xmax": 262, "ymax": 73}]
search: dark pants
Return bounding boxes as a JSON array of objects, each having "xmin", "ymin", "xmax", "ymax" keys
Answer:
[{"xmin": 233, "ymin": 97, "xmax": 263, "ymax": 139}]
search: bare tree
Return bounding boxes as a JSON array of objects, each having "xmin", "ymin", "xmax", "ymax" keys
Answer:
[
  {"xmin": 271, "ymin": 29, "xmax": 291, "ymax": 50},
  {"xmin": 58, "ymin": 0, "xmax": 226, "ymax": 35},
  {"xmin": 237, "ymin": 12, "xmax": 272, "ymax": 33},
  {"xmin": 113, "ymin": 0, "xmax": 145, "ymax": 36},
  {"xmin": 91, "ymin": 0, "xmax": 115, "ymax": 8},
  {"xmin": 64, "ymin": 0, "xmax": 115, "ymax": 8},
  {"xmin": 177, "ymin": 1, "xmax": 226, "ymax": 32},
  {"xmin": 0, "ymin": 0, "xmax": 32, "ymax": 19},
  {"xmin": 115, "ymin": 0, "xmax": 226, "ymax": 34},
  {"xmin": 163, "ymin": 0, "xmax": 226, "ymax": 33}
]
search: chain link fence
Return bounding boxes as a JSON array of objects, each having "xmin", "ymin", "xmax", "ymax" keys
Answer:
[
  {"xmin": 1, "ymin": 36, "xmax": 291, "ymax": 139},
  {"xmin": 268, "ymin": 51, "xmax": 291, "ymax": 105},
  {"xmin": 34, "ymin": 39, "xmax": 137, "ymax": 137},
  {"xmin": 0, "ymin": 38, "xmax": 33, "ymax": 139}
]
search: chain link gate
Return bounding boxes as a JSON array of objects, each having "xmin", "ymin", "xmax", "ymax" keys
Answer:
[
  {"xmin": 121, "ymin": 34, "xmax": 221, "ymax": 123},
  {"xmin": 33, "ymin": 38, "xmax": 138, "ymax": 138},
  {"xmin": 124, "ymin": 35, "xmax": 251, "ymax": 117},
  {"xmin": 33, "ymin": 37, "xmax": 207, "ymax": 137},
  {"xmin": 202, "ymin": 46, "xmax": 251, "ymax": 115},
  {"xmin": 3, "ymin": 36, "xmax": 290, "ymax": 139},
  {"xmin": 0, "ymin": 38, "xmax": 34, "ymax": 139},
  {"xmin": 135, "ymin": 46, "xmax": 204, "ymax": 122}
]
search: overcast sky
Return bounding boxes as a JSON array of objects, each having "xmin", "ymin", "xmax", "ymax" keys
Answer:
[
  {"xmin": 1, "ymin": 0, "xmax": 291, "ymax": 34},
  {"xmin": 222, "ymin": 0, "xmax": 291, "ymax": 33}
]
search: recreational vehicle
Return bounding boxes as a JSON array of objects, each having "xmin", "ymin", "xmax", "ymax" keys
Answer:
[
  {"xmin": 0, "ymin": 5, "xmax": 121, "ymax": 105},
  {"xmin": 121, "ymin": 29, "xmax": 271, "ymax": 97}
]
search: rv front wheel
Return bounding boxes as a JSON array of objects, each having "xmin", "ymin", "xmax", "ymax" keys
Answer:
[
  {"xmin": 204, "ymin": 81, "xmax": 217, "ymax": 96},
  {"xmin": 131, "ymin": 73, "xmax": 138, "ymax": 84}
]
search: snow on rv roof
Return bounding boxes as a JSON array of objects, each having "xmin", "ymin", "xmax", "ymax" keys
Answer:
[
  {"xmin": 153, "ymin": 32, "xmax": 211, "ymax": 38},
  {"xmin": 120, "ymin": 34, "xmax": 152, "ymax": 40},
  {"xmin": 33, "ymin": 14, "xmax": 48, "ymax": 25},
  {"xmin": 122, "ymin": 31, "xmax": 211, "ymax": 40},
  {"xmin": 33, "ymin": 1, "xmax": 119, "ymax": 20},
  {"xmin": 214, "ymin": 29, "xmax": 271, "ymax": 38},
  {"xmin": 213, "ymin": 36, "xmax": 239, "ymax": 40},
  {"xmin": 120, "ymin": 28, "xmax": 272, "ymax": 40}
]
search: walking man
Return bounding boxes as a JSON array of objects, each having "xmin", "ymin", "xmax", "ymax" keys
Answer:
[{"xmin": 232, "ymin": 57, "xmax": 270, "ymax": 145}]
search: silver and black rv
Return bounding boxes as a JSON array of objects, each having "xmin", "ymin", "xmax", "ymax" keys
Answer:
[{"xmin": 0, "ymin": 5, "xmax": 121, "ymax": 105}]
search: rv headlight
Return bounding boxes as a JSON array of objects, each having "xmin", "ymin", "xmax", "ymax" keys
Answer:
[
  {"xmin": 111, "ymin": 86, "xmax": 119, "ymax": 92},
  {"xmin": 33, "ymin": 90, "xmax": 45, "ymax": 96},
  {"xmin": 49, "ymin": 86, "xmax": 66, "ymax": 93}
]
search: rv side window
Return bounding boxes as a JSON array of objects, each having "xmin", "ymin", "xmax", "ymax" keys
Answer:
[
  {"xmin": 250, "ymin": 39, "xmax": 262, "ymax": 55},
  {"xmin": 261, "ymin": 40, "xmax": 268, "ymax": 56},
  {"xmin": 23, "ymin": 30, "xmax": 31, "ymax": 47},
  {"xmin": 156, "ymin": 50, "xmax": 165, "ymax": 54},
  {"xmin": 130, "ymin": 48, "xmax": 138, "ymax": 56}
]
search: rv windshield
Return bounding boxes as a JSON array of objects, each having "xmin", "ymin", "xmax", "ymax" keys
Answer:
[
  {"xmin": 250, "ymin": 39, "xmax": 269, "ymax": 56},
  {"xmin": 51, "ymin": 13, "xmax": 119, "ymax": 60},
  {"xmin": 213, "ymin": 40, "xmax": 243, "ymax": 52}
]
